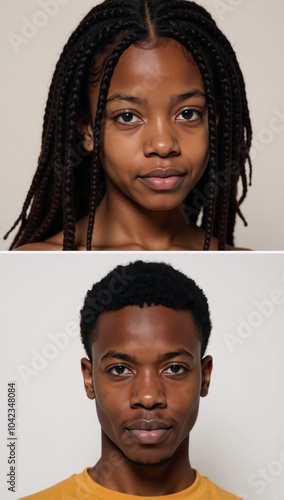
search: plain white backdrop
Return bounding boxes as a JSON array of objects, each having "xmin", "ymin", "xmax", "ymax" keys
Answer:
[
  {"xmin": 0, "ymin": 251, "xmax": 284, "ymax": 499},
  {"xmin": 0, "ymin": 0, "xmax": 284, "ymax": 250}
]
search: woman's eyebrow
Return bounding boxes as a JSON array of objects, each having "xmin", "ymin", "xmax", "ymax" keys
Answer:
[
  {"xmin": 106, "ymin": 94, "xmax": 148, "ymax": 105},
  {"xmin": 171, "ymin": 90, "xmax": 206, "ymax": 103},
  {"xmin": 106, "ymin": 89, "xmax": 206, "ymax": 106}
]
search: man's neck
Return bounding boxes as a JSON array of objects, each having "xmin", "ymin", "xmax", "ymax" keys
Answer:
[{"xmin": 89, "ymin": 439, "xmax": 195, "ymax": 496}]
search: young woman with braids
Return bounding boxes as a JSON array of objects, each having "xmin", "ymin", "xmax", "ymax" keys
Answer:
[{"xmin": 6, "ymin": 0, "xmax": 252, "ymax": 251}]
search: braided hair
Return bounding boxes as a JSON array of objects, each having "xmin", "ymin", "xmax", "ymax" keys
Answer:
[{"xmin": 6, "ymin": 0, "xmax": 252, "ymax": 250}]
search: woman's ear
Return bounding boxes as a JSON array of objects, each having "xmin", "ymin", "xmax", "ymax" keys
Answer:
[
  {"xmin": 81, "ymin": 357, "xmax": 95, "ymax": 400},
  {"xmin": 200, "ymin": 355, "xmax": 213, "ymax": 397},
  {"xmin": 215, "ymin": 100, "xmax": 221, "ymax": 126},
  {"xmin": 77, "ymin": 114, "xmax": 94, "ymax": 152}
]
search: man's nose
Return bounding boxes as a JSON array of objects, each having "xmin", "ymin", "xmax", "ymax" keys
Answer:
[{"xmin": 130, "ymin": 371, "xmax": 167, "ymax": 410}]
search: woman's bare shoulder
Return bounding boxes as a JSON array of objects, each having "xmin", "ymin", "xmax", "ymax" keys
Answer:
[
  {"xmin": 13, "ymin": 227, "xmax": 66, "ymax": 251},
  {"xmin": 188, "ymin": 225, "xmax": 251, "ymax": 251},
  {"xmin": 14, "ymin": 241, "xmax": 63, "ymax": 251},
  {"xmin": 225, "ymin": 244, "xmax": 252, "ymax": 251}
]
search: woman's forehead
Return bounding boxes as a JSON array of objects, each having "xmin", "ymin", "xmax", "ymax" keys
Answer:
[{"xmin": 90, "ymin": 39, "xmax": 205, "ymax": 101}]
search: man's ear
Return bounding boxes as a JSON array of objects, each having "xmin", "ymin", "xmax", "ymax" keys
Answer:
[
  {"xmin": 81, "ymin": 357, "xmax": 95, "ymax": 400},
  {"xmin": 200, "ymin": 355, "xmax": 213, "ymax": 397},
  {"xmin": 77, "ymin": 113, "xmax": 94, "ymax": 152}
]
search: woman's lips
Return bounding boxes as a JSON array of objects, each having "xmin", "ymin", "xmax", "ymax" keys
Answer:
[
  {"xmin": 126, "ymin": 428, "xmax": 172, "ymax": 444},
  {"xmin": 138, "ymin": 175, "xmax": 185, "ymax": 190}
]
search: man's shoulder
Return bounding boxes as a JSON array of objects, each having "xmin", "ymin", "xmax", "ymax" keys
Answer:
[
  {"xmin": 205, "ymin": 475, "xmax": 242, "ymax": 499},
  {"xmin": 19, "ymin": 469, "xmax": 242, "ymax": 500},
  {"xmin": 18, "ymin": 473, "xmax": 76, "ymax": 499}
]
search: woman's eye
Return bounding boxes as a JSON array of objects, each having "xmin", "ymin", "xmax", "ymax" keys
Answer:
[
  {"xmin": 164, "ymin": 364, "xmax": 187, "ymax": 375},
  {"xmin": 109, "ymin": 365, "xmax": 132, "ymax": 376},
  {"xmin": 115, "ymin": 112, "xmax": 141, "ymax": 124},
  {"xmin": 176, "ymin": 109, "xmax": 201, "ymax": 122}
]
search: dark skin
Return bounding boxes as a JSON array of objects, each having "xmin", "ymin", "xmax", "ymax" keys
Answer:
[
  {"xmin": 81, "ymin": 305, "xmax": 213, "ymax": 496},
  {"xmin": 16, "ymin": 39, "xmax": 246, "ymax": 251}
]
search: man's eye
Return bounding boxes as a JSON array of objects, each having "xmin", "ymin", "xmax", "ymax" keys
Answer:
[
  {"xmin": 115, "ymin": 112, "xmax": 141, "ymax": 124},
  {"xmin": 176, "ymin": 109, "xmax": 202, "ymax": 122},
  {"xmin": 109, "ymin": 365, "xmax": 132, "ymax": 376},
  {"xmin": 163, "ymin": 364, "xmax": 187, "ymax": 375}
]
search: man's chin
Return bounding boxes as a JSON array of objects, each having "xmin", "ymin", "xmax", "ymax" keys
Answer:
[{"xmin": 129, "ymin": 454, "xmax": 172, "ymax": 467}]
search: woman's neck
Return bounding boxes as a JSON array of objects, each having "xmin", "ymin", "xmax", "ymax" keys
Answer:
[{"xmin": 92, "ymin": 193, "xmax": 201, "ymax": 250}]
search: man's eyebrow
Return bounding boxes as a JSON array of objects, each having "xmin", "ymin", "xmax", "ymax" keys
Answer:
[
  {"xmin": 161, "ymin": 349, "xmax": 194, "ymax": 361},
  {"xmin": 100, "ymin": 349, "xmax": 194, "ymax": 363},
  {"xmin": 106, "ymin": 90, "xmax": 206, "ymax": 106},
  {"xmin": 101, "ymin": 351, "xmax": 135, "ymax": 362}
]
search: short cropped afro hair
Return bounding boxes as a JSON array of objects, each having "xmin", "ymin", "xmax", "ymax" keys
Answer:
[{"xmin": 80, "ymin": 260, "xmax": 212, "ymax": 359}]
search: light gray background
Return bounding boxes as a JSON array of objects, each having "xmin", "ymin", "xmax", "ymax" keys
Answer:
[
  {"xmin": 0, "ymin": 251, "xmax": 284, "ymax": 499},
  {"xmin": 0, "ymin": 0, "xmax": 284, "ymax": 250}
]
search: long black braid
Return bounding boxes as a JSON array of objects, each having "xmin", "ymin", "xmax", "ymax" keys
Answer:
[{"xmin": 5, "ymin": 0, "xmax": 252, "ymax": 250}]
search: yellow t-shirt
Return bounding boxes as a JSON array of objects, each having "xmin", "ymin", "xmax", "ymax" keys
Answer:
[{"xmin": 19, "ymin": 468, "xmax": 242, "ymax": 499}]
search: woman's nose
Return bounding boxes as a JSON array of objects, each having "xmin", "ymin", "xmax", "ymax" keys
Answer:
[{"xmin": 143, "ymin": 118, "xmax": 181, "ymax": 158}]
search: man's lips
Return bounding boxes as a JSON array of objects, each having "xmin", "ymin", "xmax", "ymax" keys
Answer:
[
  {"xmin": 138, "ymin": 168, "xmax": 185, "ymax": 190},
  {"xmin": 127, "ymin": 420, "xmax": 171, "ymax": 431},
  {"xmin": 126, "ymin": 420, "xmax": 172, "ymax": 444}
]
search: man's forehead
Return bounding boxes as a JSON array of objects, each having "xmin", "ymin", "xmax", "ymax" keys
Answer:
[{"xmin": 92, "ymin": 305, "xmax": 200, "ymax": 356}]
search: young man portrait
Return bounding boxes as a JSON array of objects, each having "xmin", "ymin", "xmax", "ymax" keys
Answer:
[
  {"xmin": 1, "ymin": 253, "xmax": 283, "ymax": 499},
  {"xmin": 20, "ymin": 259, "xmax": 240, "ymax": 499}
]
